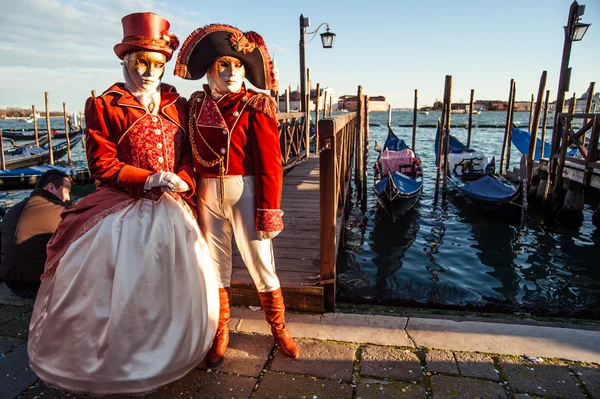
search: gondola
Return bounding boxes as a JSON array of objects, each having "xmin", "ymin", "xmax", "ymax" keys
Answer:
[
  {"xmin": 0, "ymin": 127, "xmax": 82, "ymax": 140},
  {"xmin": 0, "ymin": 165, "xmax": 93, "ymax": 190},
  {"xmin": 435, "ymin": 124, "xmax": 522, "ymax": 207},
  {"xmin": 1, "ymin": 131, "xmax": 84, "ymax": 170},
  {"xmin": 3, "ymin": 136, "xmax": 49, "ymax": 155},
  {"xmin": 373, "ymin": 127, "xmax": 423, "ymax": 221}
]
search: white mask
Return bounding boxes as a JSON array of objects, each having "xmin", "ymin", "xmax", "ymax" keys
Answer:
[{"xmin": 207, "ymin": 56, "xmax": 245, "ymax": 98}]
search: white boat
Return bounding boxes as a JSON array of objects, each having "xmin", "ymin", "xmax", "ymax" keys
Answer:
[
  {"xmin": 419, "ymin": 111, "xmax": 429, "ymax": 115},
  {"xmin": 25, "ymin": 113, "xmax": 41, "ymax": 123}
]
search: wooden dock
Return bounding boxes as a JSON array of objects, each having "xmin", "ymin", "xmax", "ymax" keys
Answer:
[
  {"xmin": 230, "ymin": 157, "xmax": 324, "ymax": 312},
  {"xmin": 227, "ymin": 107, "xmax": 359, "ymax": 313}
]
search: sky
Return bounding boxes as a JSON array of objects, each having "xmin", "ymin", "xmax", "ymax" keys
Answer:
[{"xmin": 1, "ymin": 0, "xmax": 598, "ymax": 112}]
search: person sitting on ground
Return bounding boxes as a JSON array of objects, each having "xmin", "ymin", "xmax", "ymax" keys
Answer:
[{"xmin": 0, "ymin": 170, "xmax": 72, "ymax": 298}]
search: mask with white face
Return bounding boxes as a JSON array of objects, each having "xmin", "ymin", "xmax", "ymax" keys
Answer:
[{"xmin": 207, "ymin": 56, "xmax": 245, "ymax": 98}]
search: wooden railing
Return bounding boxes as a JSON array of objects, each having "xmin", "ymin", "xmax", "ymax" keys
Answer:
[
  {"xmin": 550, "ymin": 112, "xmax": 600, "ymax": 194},
  {"xmin": 318, "ymin": 112, "xmax": 357, "ymax": 311},
  {"xmin": 276, "ymin": 111, "xmax": 312, "ymax": 172}
]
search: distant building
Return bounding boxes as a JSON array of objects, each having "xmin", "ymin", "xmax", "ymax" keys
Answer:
[
  {"xmin": 278, "ymin": 86, "xmax": 338, "ymax": 112},
  {"xmin": 337, "ymin": 95, "xmax": 388, "ymax": 112},
  {"xmin": 551, "ymin": 91, "xmax": 599, "ymax": 113}
]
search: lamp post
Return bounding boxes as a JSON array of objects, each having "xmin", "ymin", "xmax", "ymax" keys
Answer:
[
  {"xmin": 299, "ymin": 14, "xmax": 336, "ymax": 113},
  {"xmin": 550, "ymin": 1, "xmax": 590, "ymax": 158}
]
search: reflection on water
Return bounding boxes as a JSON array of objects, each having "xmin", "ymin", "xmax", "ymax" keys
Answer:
[{"xmin": 338, "ymin": 111, "xmax": 600, "ymax": 318}]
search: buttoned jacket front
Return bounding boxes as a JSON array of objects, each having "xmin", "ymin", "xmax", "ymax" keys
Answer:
[
  {"xmin": 85, "ymin": 83, "xmax": 195, "ymax": 199},
  {"xmin": 189, "ymin": 84, "xmax": 282, "ymax": 211}
]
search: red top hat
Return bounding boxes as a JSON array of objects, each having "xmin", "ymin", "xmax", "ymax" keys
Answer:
[{"xmin": 114, "ymin": 12, "xmax": 179, "ymax": 61}]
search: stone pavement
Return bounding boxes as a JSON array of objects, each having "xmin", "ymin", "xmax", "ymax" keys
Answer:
[{"xmin": 1, "ymin": 282, "xmax": 600, "ymax": 399}]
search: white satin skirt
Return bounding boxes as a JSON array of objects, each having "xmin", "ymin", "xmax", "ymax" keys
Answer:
[{"xmin": 28, "ymin": 194, "xmax": 219, "ymax": 395}]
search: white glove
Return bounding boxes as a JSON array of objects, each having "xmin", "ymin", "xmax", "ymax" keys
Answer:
[
  {"xmin": 258, "ymin": 230, "xmax": 281, "ymax": 240},
  {"xmin": 144, "ymin": 172, "xmax": 190, "ymax": 192}
]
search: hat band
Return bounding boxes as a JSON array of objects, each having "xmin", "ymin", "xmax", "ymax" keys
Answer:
[{"xmin": 121, "ymin": 35, "xmax": 176, "ymax": 51}]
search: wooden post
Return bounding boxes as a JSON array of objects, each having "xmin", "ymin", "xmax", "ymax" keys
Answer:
[
  {"xmin": 63, "ymin": 102, "xmax": 72, "ymax": 164},
  {"xmin": 536, "ymin": 89, "xmax": 552, "ymax": 200},
  {"xmin": 442, "ymin": 76, "xmax": 453, "ymax": 191},
  {"xmin": 552, "ymin": 93, "xmax": 577, "ymax": 203},
  {"xmin": 467, "ymin": 89, "xmax": 474, "ymax": 148},
  {"xmin": 412, "ymin": 89, "xmax": 418, "ymax": 151},
  {"xmin": 362, "ymin": 95, "xmax": 369, "ymax": 211},
  {"xmin": 322, "ymin": 90, "xmax": 327, "ymax": 119},
  {"xmin": 319, "ymin": 119, "xmax": 337, "ymax": 312},
  {"xmin": 79, "ymin": 111, "xmax": 86, "ymax": 149},
  {"xmin": 45, "ymin": 92, "xmax": 54, "ymax": 165},
  {"xmin": 435, "ymin": 77, "xmax": 450, "ymax": 195},
  {"xmin": 355, "ymin": 86, "xmax": 364, "ymax": 195},
  {"xmin": 387, "ymin": 104, "xmax": 392, "ymax": 129},
  {"xmin": 582, "ymin": 82, "xmax": 596, "ymax": 147},
  {"xmin": 539, "ymin": 89, "xmax": 550, "ymax": 158},
  {"xmin": 526, "ymin": 71, "xmax": 547, "ymax": 185},
  {"xmin": 501, "ymin": 80, "xmax": 515, "ymax": 173},
  {"xmin": 328, "ymin": 96, "xmax": 332, "ymax": 117},
  {"xmin": 527, "ymin": 94, "xmax": 534, "ymax": 133},
  {"xmin": 315, "ymin": 83, "xmax": 321, "ymax": 146},
  {"xmin": 32, "ymin": 105, "xmax": 39, "ymax": 147},
  {"xmin": 0, "ymin": 129, "xmax": 5, "ymax": 170},
  {"xmin": 506, "ymin": 83, "xmax": 516, "ymax": 173}
]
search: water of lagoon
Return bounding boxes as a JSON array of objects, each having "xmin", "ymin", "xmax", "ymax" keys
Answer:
[{"xmin": 337, "ymin": 110, "xmax": 600, "ymax": 319}]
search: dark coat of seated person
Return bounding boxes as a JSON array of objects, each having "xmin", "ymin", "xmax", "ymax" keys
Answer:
[{"xmin": 0, "ymin": 170, "xmax": 72, "ymax": 298}]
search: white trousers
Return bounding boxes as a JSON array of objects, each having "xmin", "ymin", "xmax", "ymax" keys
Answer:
[{"xmin": 197, "ymin": 175, "xmax": 281, "ymax": 292}]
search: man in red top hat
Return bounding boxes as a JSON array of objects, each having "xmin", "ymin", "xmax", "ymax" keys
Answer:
[
  {"xmin": 175, "ymin": 24, "xmax": 299, "ymax": 366},
  {"xmin": 27, "ymin": 12, "xmax": 218, "ymax": 395}
]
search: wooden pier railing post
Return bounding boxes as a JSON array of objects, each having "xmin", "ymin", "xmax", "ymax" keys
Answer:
[
  {"xmin": 536, "ymin": 89, "xmax": 552, "ymax": 200},
  {"xmin": 506, "ymin": 82, "xmax": 516, "ymax": 172},
  {"xmin": 527, "ymin": 94, "xmax": 534, "ymax": 134},
  {"xmin": 315, "ymin": 83, "xmax": 321, "ymax": 150},
  {"xmin": 45, "ymin": 92, "xmax": 54, "ymax": 165},
  {"xmin": 467, "ymin": 89, "xmax": 474, "ymax": 148},
  {"xmin": 526, "ymin": 71, "xmax": 547, "ymax": 186},
  {"xmin": 551, "ymin": 94, "xmax": 577, "ymax": 206},
  {"xmin": 412, "ymin": 90, "xmax": 418, "ymax": 151},
  {"xmin": 355, "ymin": 85, "xmax": 364, "ymax": 195},
  {"xmin": 32, "ymin": 105, "xmax": 39, "ymax": 147},
  {"xmin": 582, "ymin": 82, "xmax": 596, "ymax": 147},
  {"xmin": 319, "ymin": 118, "xmax": 337, "ymax": 312}
]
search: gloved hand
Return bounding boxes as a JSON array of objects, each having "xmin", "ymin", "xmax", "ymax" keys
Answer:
[
  {"xmin": 258, "ymin": 230, "xmax": 281, "ymax": 240},
  {"xmin": 144, "ymin": 172, "xmax": 190, "ymax": 192}
]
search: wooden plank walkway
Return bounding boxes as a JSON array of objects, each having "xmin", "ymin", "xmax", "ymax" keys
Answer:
[{"xmin": 230, "ymin": 157, "xmax": 325, "ymax": 312}]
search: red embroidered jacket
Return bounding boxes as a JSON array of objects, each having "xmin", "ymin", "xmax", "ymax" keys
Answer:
[
  {"xmin": 85, "ymin": 83, "xmax": 195, "ymax": 200},
  {"xmin": 189, "ymin": 84, "xmax": 284, "ymax": 231}
]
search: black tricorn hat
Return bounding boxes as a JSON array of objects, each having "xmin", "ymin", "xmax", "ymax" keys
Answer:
[{"xmin": 174, "ymin": 24, "xmax": 276, "ymax": 90}]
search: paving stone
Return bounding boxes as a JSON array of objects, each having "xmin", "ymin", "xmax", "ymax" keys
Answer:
[
  {"xmin": 0, "ymin": 344, "xmax": 39, "ymax": 399},
  {"xmin": 455, "ymin": 352, "xmax": 500, "ymax": 381},
  {"xmin": 430, "ymin": 375, "xmax": 507, "ymax": 398},
  {"xmin": 499, "ymin": 356, "xmax": 585, "ymax": 398},
  {"xmin": 0, "ymin": 305, "xmax": 27, "ymax": 326},
  {"xmin": 253, "ymin": 370, "xmax": 352, "ymax": 398},
  {"xmin": 575, "ymin": 365, "xmax": 600, "ymax": 399},
  {"xmin": 148, "ymin": 369, "xmax": 256, "ymax": 399},
  {"xmin": 356, "ymin": 380, "xmax": 427, "ymax": 398},
  {"xmin": 270, "ymin": 340, "xmax": 356, "ymax": 381},
  {"xmin": 0, "ymin": 311, "xmax": 32, "ymax": 340},
  {"xmin": 197, "ymin": 332, "xmax": 272, "ymax": 377},
  {"xmin": 425, "ymin": 350, "xmax": 459, "ymax": 375},
  {"xmin": 0, "ymin": 283, "xmax": 35, "ymax": 307},
  {"xmin": 0, "ymin": 335, "xmax": 25, "ymax": 355},
  {"xmin": 360, "ymin": 346, "xmax": 423, "ymax": 382}
]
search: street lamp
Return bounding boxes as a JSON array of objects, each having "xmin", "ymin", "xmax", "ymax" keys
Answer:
[
  {"xmin": 299, "ymin": 14, "xmax": 335, "ymax": 113},
  {"xmin": 550, "ymin": 1, "xmax": 590, "ymax": 159}
]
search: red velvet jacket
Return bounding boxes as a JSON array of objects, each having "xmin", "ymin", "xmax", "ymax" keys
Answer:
[
  {"xmin": 189, "ymin": 84, "xmax": 283, "ymax": 231},
  {"xmin": 85, "ymin": 83, "xmax": 195, "ymax": 200}
]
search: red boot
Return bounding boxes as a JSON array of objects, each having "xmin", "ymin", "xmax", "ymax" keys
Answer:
[
  {"xmin": 258, "ymin": 288, "xmax": 300, "ymax": 358},
  {"xmin": 205, "ymin": 288, "xmax": 230, "ymax": 367}
]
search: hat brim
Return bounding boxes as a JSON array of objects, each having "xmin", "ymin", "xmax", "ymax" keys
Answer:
[
  {"xmin": 174, "ymin": 25, "xmax": 273, "ymax": 90},
  {"xmin": 114, "ymin": 43, "xmax": 174, "ymax": 61}
]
